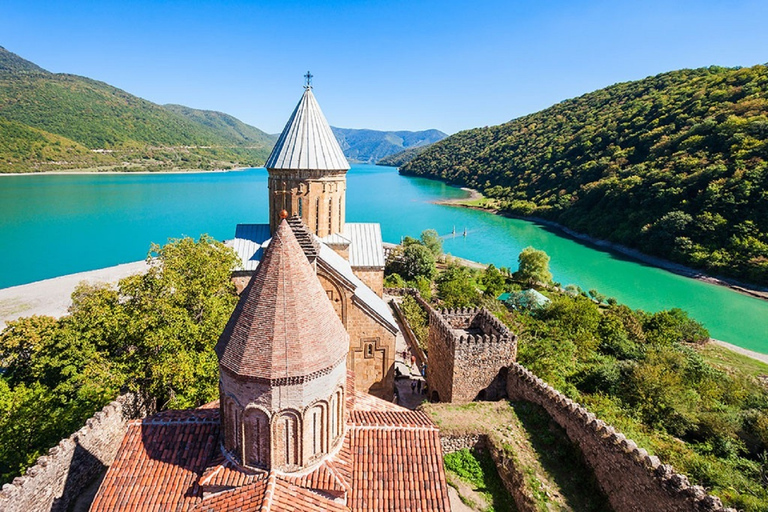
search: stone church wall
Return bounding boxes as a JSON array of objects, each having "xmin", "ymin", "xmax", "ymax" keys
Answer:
[
  {"xmin": 352, "ymin": 267, "xmax": 384, "ymax": 297},
  {"xmin": 506, "ymin": 363, "xmax": 734, "ymax": 512},
  {"xmin": 0, "ymin": 393, "xmax": 151, "ymax": 512}
]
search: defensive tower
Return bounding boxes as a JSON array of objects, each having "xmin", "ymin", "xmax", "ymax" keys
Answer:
[{"xmin": 264, "ymin": 73, "xmax": 350, "ymax": 237}]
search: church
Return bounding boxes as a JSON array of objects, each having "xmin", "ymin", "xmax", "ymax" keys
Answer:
[
  {"xmin": 88, "ymin": 80, "xmax": 451, "ymax": 511},
  {"xmin": 230, "ymin": 76, "xmax": 398, "ymax": 400}
]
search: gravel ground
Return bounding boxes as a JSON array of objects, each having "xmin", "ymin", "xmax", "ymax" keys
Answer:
[{"xmin": 0, "ymin": 261, "xmax": 148, "ymax": 331}]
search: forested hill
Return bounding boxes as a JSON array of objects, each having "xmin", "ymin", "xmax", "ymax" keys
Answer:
[
  {"xmin": 331, "ymin": 127, "xmax": 446, "ymax": 163},
  {"xmin": 375, "ymin": 144, "xmax": 434, "ymax": 167},
  {"xmin": 402, "ymin": 65, "xmax": 768, "ymax": 286},
  {"xmin": 0, "ymin": 46, "xmax": 275, "ymax": 172}
]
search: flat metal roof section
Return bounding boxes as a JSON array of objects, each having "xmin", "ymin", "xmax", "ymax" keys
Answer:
[
  {"xmin": 320, "ymin": 232, "xmax": 352, "ymax": 246},
  {"xmin": 344, "ymin": 223, "xmax": 385, "ymax": 268},
  {"xmin": 265, "ymin": 88, "xmax": 350, "ymax": 171},
  {"xmin": 232, "ymin": 223, "xmax": 271, "ymax": 271}
]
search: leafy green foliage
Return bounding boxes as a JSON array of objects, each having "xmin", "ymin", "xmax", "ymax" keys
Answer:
[
  {"xmin": 0, "ymin": 235, "xmax": 239, "ymax": 483},
  {"xmin": 514, "ymin": 247, "xmax": 552, "ymax": 286},
  {"xmin": 513, "ymin": 292, "xmax": 768, "ymax": 510},
  {"xmin": 443, "ymin": 448, "xmax": 516, "ymax": 512},
  {"xmin": 436, "ymin": 265, "xmax": 481, "ymax": 308},
  {"xmin": 419, "ymin": 228, "xmax": 443, "ymax": 258},
  {"xmin": 400, "ymin": 295, "xmax": 429, "ymax": 350},
  {"xmin": 481, "ymin": 264, "xmax": 507, "ymax": 297},
  {"xmin": 0, "ymin": 46, "xmax": 275, "ymax": 172},
  {"xmin": 402, "ymin": 65, "xmax": 768, "ymax": 285}
]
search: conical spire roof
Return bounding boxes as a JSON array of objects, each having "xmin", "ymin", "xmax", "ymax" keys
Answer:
[
  {"xmin": 215, "ymin": 219, "xmax": 349, "ymax": 380},
  {"xmin": 265, "ymin": 88, "xmax": 350, "ymax": 171}
]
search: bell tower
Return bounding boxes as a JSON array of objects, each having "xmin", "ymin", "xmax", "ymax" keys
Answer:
[{"xmin": 264, "ymin": 73, "xmax": 350, "ymax": 237}]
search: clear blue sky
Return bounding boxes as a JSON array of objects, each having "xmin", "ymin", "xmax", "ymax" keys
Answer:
[{"xmin": 2, "ymin": 0, "xmax": 767, "ymax": 134}]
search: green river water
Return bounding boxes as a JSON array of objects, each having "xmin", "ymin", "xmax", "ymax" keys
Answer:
[{"xmin": 0, "ymin": 164, "xmax": 766, "ymax": 353}]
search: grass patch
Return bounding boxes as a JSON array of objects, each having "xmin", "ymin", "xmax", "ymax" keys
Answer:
[
  {"xmin": 445, "ymin": 448, "xmax": 517, "ymax": 512},
  {"xmin": 425, "ymin": 401, "xmax": 612, "ymax": 511},
  {"xmin": 697, "ymin": 343, "xmax": 768, "ymax": 380}
]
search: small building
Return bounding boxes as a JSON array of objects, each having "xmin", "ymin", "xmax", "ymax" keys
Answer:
[
  {"xmin": 500, "ymin": 289, "xmax": 551, "ymax": 310},
  {"xmin": 426, "ymin": 306, "xmax": 517, "ymax": 403}
]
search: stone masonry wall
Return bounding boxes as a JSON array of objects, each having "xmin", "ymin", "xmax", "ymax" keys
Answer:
[
  {"xmin": 0, "ymin": 393, "xmax": 151, "ymax": 512},
  {"xmin": 506, "ymin": 363, "xmax": 734, "ymax": 512},
  {"xmin": 429, "ymin": 307, "xmax": 517, "ymax": 403}
]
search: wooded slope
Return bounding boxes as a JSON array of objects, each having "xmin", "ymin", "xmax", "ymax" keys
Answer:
[
  {"xmin": 402, "ymin": 65, "xmax": 768, "ymax": 286},
  {"xmin": 0, "ymin": 46, "xmax": 275, "ymax": 172}
]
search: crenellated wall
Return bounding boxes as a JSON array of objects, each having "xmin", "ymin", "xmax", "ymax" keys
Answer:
[
  {"xmin": 506, "ymin": 363, "xmax": 735, "ymax": 512},
  {"xmin": 0, "ymin": 393, "xmax": 152, "ymax": 512},
  {"xmin": 427, "ymin": 306, "xmax": 517, "ymax": 403}
]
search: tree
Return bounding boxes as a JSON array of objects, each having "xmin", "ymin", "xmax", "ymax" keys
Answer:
[
  {"xmin": 0, "ymin": 235, "xmax": 240, "ymax": 485},
  {"xmin": 389, "ymin": 243, "xmax": 436, "ymax": 282},
  {"xmin": 514, "ymin": 246, "xmax": 552, "ymax": 286},
  {"xmin": 481, "ymin": 264, "xmax": 506, "ymax": 297},
  {"xmin": 420, "ymin": 229, "xmax": 443, "ymax": 258},
  {"xmin": 436, "ymin": 265, "xmax": 480, "ymax": 308}
]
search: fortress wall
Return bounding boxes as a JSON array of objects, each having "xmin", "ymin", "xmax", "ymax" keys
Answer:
[
  {"xmin": 505, "ymin": 363, "xmax": 734, "ymax": 512},
  {"xmin": 0, "ymin": 393, "xmax": 151, "ymax": 512}
]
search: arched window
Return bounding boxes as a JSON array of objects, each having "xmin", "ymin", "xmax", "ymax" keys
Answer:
[
  {"xmin": 307, "ymin": 404, "xmax": 326, "ymax": 456},
  {"xmin": 298, "ymin": 197, "xmax": 303, "ymax": 217},
  {"xmin": 244, "ymin": 407, "xmax": 270, "ymax": 468},
  {"xmin": 334, "ymin": 389, "xmax": 344, "ymax": 439},
  {"xmin": 338, "ymin": 196, "xmax": 342, "ymax": 227},
  {"xmin": 328, "ymin": 199, "xmax": 333, "ymax": 233},
  {"xmin": 315, "ymin": 198, "xmax": 320, "ymax": 233},
  {"xmin": 224, "ymin": 398, "xmax": 239, "ymax": 452},
  {"xmin": 274, "ymin": 412, "xmax": 301, "ymax": 468}
]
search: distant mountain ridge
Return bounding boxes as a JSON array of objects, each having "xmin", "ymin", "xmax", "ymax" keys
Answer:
[
  {"xmin": 375, "ymin": 144, "xmax": 435, "ymax": 167},
  {"xmin": 330, "ymin": 127, "xmax": 446, "ymax": 164},
  {"xmin": 0, "ymin": 46, "xmax": 276, "ymax": 173}
]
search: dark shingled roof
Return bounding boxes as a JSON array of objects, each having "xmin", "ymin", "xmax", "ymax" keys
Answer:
[{"xmin": 215, "ymin": 219, "xmax": 348, "ymax": 380}]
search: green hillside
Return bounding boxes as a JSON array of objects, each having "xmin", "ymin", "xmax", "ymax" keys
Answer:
[
  {"xmin": 163, "ymin": 104, "xmax": 275, "ymax": 147},
  {"xmin": 331, "ymin": 127, "xmax": 446, "ymax": 163},
  {"xmin": 402, "ymin": 65, "xmax": 768, "ymax": 286},
  {"xmin": 376, "ymin": 144, "xmax": 434, "ymax": 167},
  {"xmin": 0, "ymin": 46, "xmax": 275, "ymax": 172}
]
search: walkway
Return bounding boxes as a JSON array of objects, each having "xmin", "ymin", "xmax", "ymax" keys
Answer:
[{"xmin": 387, "ymin": 293, "xmax": 427, "ymax": 410}]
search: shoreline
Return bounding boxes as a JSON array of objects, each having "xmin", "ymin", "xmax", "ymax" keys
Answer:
[
  {"xmin": 711, "ymin": 339, "xmax": 768, "ymax": 365},
  {"xmin": 0, "ymin": 261, "xmax": 148, "ymax": 331},
  {"xmin": 433, "ymin": 189, "xmax": 768, "ymax": 302},
  {"xmin": 0, "ymin": 166, "xmax": 256, "ymax": 177}
]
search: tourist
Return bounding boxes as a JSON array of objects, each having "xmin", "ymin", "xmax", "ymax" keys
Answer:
[{"xmin": 411, "ymin": 380, "xmax": 416, "ymax": 393}]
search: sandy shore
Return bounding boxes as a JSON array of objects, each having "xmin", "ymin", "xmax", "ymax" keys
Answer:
[
  {"xmin": 0, "ymin": 261, "xmax": 148, "ymax": 331},
  {"xmin": 435, "ymin": 188, "xmax": 768, "ymax": 302},
  {"xmin": 431, "ymin": 187, "xmax": 483, "ymax": 205},
  {"xmin": 711, "ymin": 339, "xmax": 768, "ymax": 365}
]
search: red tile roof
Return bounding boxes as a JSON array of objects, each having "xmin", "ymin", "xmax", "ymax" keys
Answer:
[
  {"xmin": 215, "ymin": 219, "xmax": 349, "ymax": 380},
  {"xmin": 91, "ymin": 394, "xmax": 450, "ymax": 512}
]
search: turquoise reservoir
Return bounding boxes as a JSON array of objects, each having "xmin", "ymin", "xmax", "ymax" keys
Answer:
[{"xmin": 0, "ymin": 165, "xmax": 766, "ymax": 353}]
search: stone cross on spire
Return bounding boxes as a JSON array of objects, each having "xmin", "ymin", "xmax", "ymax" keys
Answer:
[{"xmin": 304, "ymin": 70, "xmax": 313, "ymax": 89}]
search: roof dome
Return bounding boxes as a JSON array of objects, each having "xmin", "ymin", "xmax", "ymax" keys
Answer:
[
  {"xmin": 216, "ymin": 219, "xmax": 349, "ymax": 380},
  {"xmin": 265, "ymin": 88, "xmax": 350, "ymax": 171}
]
